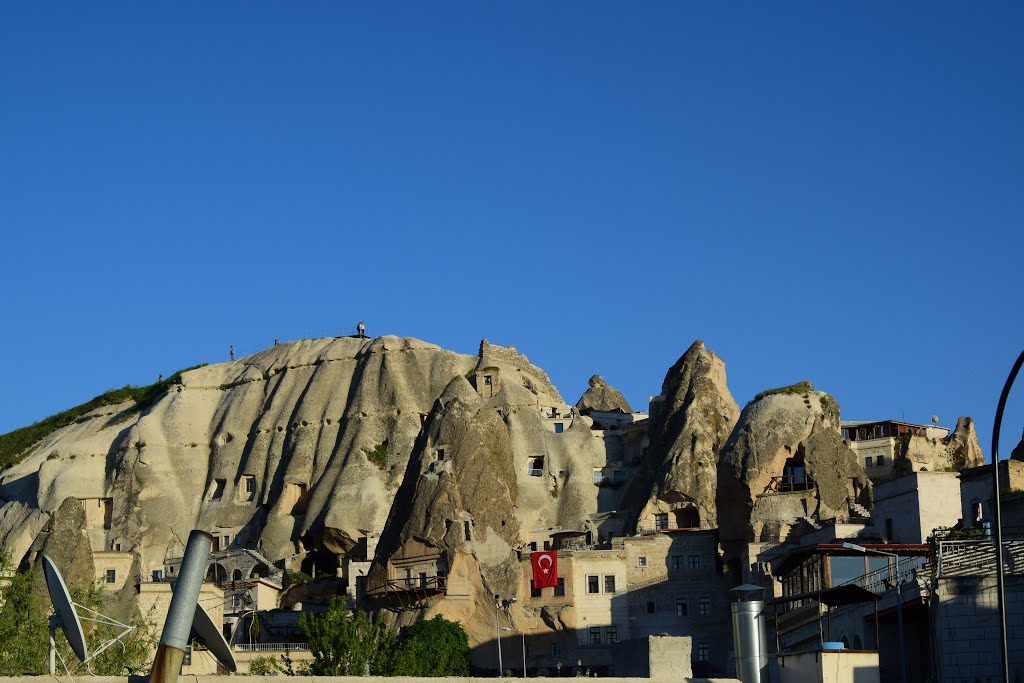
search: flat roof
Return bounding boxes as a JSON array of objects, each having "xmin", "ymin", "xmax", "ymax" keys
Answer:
[{"xmin": 841, "ymin": 419, "xmax": 947, "ymax": 430}]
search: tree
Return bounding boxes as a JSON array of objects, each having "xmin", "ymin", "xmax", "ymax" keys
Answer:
[
  {"xmin": 392, "ymin": 614, "xmax": 471, "ymax": 676},
  {"xmin": 299, "ymin": 596, "xmax": 396, "ymax": 675}
]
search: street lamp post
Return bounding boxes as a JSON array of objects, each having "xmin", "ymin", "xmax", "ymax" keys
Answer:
[
  {"xmin": 495, "ymin": 596, "xmax": 517, "ymax": 677},
  {"xmin": 503, "ymin": 627, "xmax": 527, "ymax": 677},
  {"xmin": 842, "ymin": 542, "xmax": 906, "ymax": 683}
]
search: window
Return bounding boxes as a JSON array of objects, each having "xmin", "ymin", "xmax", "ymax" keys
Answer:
[
  {"xmin": 551, "ymin": 643, "xmax": 560, "ymax": 657},
  {"xmin": 613, "ymin": 470, "xmax": 624, "ymax": 483},
  {"xmin": 419, "ymin": 572, "xmax": 427, "ymax": 587},
  {"xmin": 865, "ymin": 456, "xmax": 873, "ymax": 468},
  {"xmin": 223, "ymin": 535, "xmax": 231, "ymax": 547},
  {"xmin": 105, "ymin": 569, "xmax": 116, "ymax": 584},
  {"xmin": 232, "ymin": 595, "xmax": 242, "ymax": 608},
  {"xmin": 464, "ymin": 521, "xmax": 472, "ymax": 541},
  {"xmin": 687, "ymin": 554, "xmax": 700, "ymax": 570},
  {"xmin": 637, "ymin": 556, "xmax": 648, "ymax": 568},
  {"xmin": 555, "ymin": 577, "xmax": 565, "ymax": 597},
  {"xmin": 671, "ymin": 555, "xmax": 682, "ymax": 571},
  {"xmin": 543, "ymin": 540, "xmax": 551, "ymax": 550},
  {"xmin": 654, "ymin": 513, "xmax": 669, "ymax": 530},
  {"xmin": 697, "ymin": 643, "xmax": 709, "ymax": 662},
  {"xmin": 484, "ymin": 375, "xmax": 492, "ymax": 386},
  {"xmin": 593, "ymin": 470, "xmax": 604, "ymax": 484},
  {"xmin": 606, "ymin": 626, "xmax": 618, "ymax": 644},
  {"xmin": 646, "ymin": 601, "xmax": 656, "ymax": 614},
  {"xmin": 554, "ymin": 423, "xmax": 564, "ymax": 434},
  {"xmin": 877, "ymin": 455, "xmax": 885, "ymax": 466},
  {"xmin": 436, "ymin": 447, "xmax": 446, "ymax": 461},
  {"xmin": 699, "ymin": 597, "xmax": 710, "ymax": 616},
  {"xmin": 152, "ymin": 569, "xmax": 164, "ymax": 581},
  {"xmin": 604, "ymin": 575, "xmax": 616, "ymax": 593},
  {"xmin": 589, "ymin": 627, "xmax": 601, "ymax": 645},
  {"xmin": 587, "ymin": 575, "xmax": 600, "ymax": 594},
  {"xmin": 676, "ymin": 597, "xmax": 689, "ymax": 616},
  {"xmin": 245, "ymin": 476, "xmax": 257, "ymax": 493},
  {"xmin": 528, "ymin": 456, "xmax": 544, "ymax": 476},
  {"xmin": 529, "ymin": 541, "xmax": 537, "ymax": 551},
  {"xmin": 531, "ymin": 580, "xmax": 541, "ymax": 598},
  {"xmin": 113, "ymin": 543, "xmax": 121, "ymax": 552}
]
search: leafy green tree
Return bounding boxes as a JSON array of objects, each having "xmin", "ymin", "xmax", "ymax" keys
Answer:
[
  {"xmin": 299, "ymin": 596, "xmax": 396, "ymax": 675},
  {"xmin": 392, "ymin": 614, "xmax": 471, "ymax": 676}
]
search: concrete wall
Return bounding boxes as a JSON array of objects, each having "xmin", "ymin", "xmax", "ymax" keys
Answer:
[
  {"xmin": 872, "ymin": 471, "xmax": 961, "ymax": 543},
  {"xmin": 777, "ymin": 651, "xmax": 880, "ymax": 683}
]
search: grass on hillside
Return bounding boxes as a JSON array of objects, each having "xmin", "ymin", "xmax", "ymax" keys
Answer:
[
  {"xmin": 752, "ymin": 380, "xmax": 815, "ymax": 403},
  {"xmin": 0, "ymin": 364, "xmax": 206, "ymax": 470}
]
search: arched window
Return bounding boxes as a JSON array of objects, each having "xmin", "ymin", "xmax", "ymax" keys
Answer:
[
  {"xmin": 232, "ymin": 569, "xmax": 242, "ymax": 581},
  {"xmin": 853, "ymin": 635, "xmax": 862, "ymax": 650}
]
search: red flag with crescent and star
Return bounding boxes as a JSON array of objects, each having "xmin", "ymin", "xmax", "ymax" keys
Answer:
[{"xmin": 531, "ymin": 550, "xmax": 558, "ymax": 589}]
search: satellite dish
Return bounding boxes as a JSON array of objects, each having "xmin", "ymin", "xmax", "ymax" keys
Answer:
[
  {"xmin": 191, "ymin": 602, "xmax": 237, "ymax": 672},
  {"xmin": 42, "ymin": 555, "xmax": 88, "ymax": 662},
  {"xmin": 932, "ymin": 415, "xmax": 940, "ymax": 425}
]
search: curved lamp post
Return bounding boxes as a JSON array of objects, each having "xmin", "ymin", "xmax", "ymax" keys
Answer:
[{"xmin": 991, "ymin": 349, "xmax": 1024, "ymax": 683}]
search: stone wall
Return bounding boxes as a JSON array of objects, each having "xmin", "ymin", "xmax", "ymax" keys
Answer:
[{"xmin": 932, "ymin": 574, "xmax": 1024, "ymax": 682}]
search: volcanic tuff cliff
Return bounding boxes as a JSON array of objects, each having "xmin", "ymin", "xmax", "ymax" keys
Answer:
[{"xmin": 0, "ymin": 334, "xmax": 988, "ymax": 649}]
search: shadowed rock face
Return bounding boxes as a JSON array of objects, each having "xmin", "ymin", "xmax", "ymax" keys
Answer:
[
  {"xmin": 716, "ymin": 384, "xmax": 871, "ymax": 558},
  {"xmin": 637, "ymin": 341, "xmax": 739, "ymax": 530},
  {"xmin": 575, "ymin": 375, "xmax": 633, "ymax": 414}
]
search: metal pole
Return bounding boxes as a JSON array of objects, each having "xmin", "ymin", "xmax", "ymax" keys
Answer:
[
  {"xmin": 991, "ymin": 348, "xmax": 1023, "ymax": 683},
  {"xmin": 48, "ymin": 623, "xmax": 56, "ymax": 676},
  {"xmin": 895, "ymin": 577, "xmax": 907, "ymax": 683},
  {"xmin": 522, "ymin": 632, "xmax": 527, "ymax": 678},
  {"xmin": 496, "ymin": 602, "xmax": 503, "ymax": 677},
  {"xmin": 150, "ymin": 530, "xmax": 213, "ymax": 683}
]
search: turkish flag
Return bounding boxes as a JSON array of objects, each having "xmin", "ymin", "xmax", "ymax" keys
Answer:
[{"xmin": 531, "ymin": 550, "xmax": 558, "ymax": 589}]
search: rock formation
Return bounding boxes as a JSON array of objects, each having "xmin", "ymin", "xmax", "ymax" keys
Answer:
[
  {"xmin": 891, "ymin": 416, "xmax": 986, "ymax": 476},
  {"xmin": 636, "ymin": 341, "xmax": 739, "ymax": 530},
  {"xmin": 0, "ymin": 333, "xmax": 987, "ymax": 657},
  {"xmin": 575, "ymin": 375, "xmax": 632, "ymax": 414},
  {"xmin": 716, "ymin": 382, "xmax": 872, "ymax": 559}
]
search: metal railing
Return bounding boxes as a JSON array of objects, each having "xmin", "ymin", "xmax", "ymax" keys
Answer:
[
  {"xmin": 762, "ymin": 474, "xmax": 816, "ymax": 493},
  {"xmin": 936, "ymin": 540, "xmax": 1024, "ymax": 577},
  {"xmin": 234, "ymin": 643, "xmax": 310, "ymax": 652},
  {"xmin": 834, "ymin": 556, "xmax": 927, "ymax": 593}
]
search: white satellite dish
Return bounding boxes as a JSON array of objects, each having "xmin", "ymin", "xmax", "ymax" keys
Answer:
[
  {"xmin": 41, "ymin": 555, "xmax": 136, "ymax": 675},
  {"xmin": 42, "ymin": 555, "xmax": 88, "ymax": 663},
  {"xmin": 191, "ymin": 602, "xmax": 237, "ymax": 672}
]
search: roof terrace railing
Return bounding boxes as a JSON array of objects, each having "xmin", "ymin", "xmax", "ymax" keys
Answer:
[{"xmin": 936, "ymin": 540, "xmax": 1024, "ymax": 577}]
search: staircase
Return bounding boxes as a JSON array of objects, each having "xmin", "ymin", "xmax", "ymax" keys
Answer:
[
  {"xmin": 849, "ymin": 501, "xmax": 872, "ymax": 520},
  {"xmin": 798, "ymin": 516, "xmax": 822, "ymax": 530}
]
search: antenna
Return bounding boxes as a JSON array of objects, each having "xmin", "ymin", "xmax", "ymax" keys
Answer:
[
  {"xmin": 191, "ymin": 602, "xmax": 237, "ymax": 672},
  {"xmin": 42, "ymin": 556, "xmax": 87, "ymax": 667},
  {"xmin": 42, "ymin": 555, "xmax": 135, "ymax": 675}
]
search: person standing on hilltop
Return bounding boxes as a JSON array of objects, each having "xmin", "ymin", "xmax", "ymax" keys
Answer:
[{"xmin": 230, "ymin": 345, "xmax": 235, "ymax": 361}]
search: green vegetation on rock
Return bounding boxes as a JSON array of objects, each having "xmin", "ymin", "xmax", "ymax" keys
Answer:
[
  {"xmin": 363, "ymin": 442, "xmax": 388, "ymax": 469},
  {"xmin": 0, "ymin": 364, "xmax": 206, "ymax": 469},
  {"xmin": 752, "ymin": 380, "xmax": 815, "ymax": 404}
]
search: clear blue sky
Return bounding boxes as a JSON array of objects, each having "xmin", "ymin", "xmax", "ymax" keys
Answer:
[{"xmin": 2, "ymin": 3, "xmax": 1022, "ymax": 456}]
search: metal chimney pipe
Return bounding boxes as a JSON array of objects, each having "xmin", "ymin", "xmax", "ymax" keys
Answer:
[
  {"xmin": 149, "ymin": 530, "xmax": 213, "ymax": 683},
  {"xmin": 731, "ymin": 599, "xmax": 768, "ymax": 683}
]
